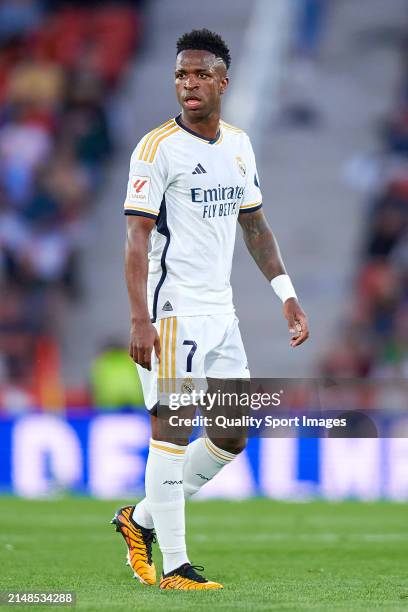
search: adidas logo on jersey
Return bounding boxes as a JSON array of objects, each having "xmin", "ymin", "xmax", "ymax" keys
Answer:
[
  {"xmin": 162, "ymin": 301, "xmax": 173, "ymax": 311},
  {"xmin": 192, "ymin": 163, "xmax": 207, "ymax": 175}
]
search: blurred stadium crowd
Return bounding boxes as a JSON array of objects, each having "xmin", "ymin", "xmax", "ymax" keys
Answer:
[
  {"xmin": 0, "ymin": 0, "xmax": 143, "ymax": 411},
  {"xmin": 321, "ymin": 35, "xmax": 408, "ymax": 381}
]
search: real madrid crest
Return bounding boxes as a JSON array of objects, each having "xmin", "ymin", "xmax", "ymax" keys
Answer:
[
  {"xmin": 181, "ymin": 377, "xmax": 195, "ymax": 394},
  {"xmin": 235, "ymin": 156, "xmax": 246, "ymax": 177}
]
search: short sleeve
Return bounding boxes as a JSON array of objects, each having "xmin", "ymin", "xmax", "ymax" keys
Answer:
[
  {"xmin": 123, "ymin": 140, "xmax": 168, "ymax": 219},
  {"xmin": 239, "ymin": 136, "xmax": 263, "ymax": 214}
]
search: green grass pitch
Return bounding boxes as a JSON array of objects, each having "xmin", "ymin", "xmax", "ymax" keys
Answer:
[{"xmin": 1, "ymin": 498, "xmax": 408, "ymax": 611}]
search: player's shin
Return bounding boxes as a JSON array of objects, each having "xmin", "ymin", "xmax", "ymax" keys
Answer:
[
  {"xmin": 132, "ymin": 497, "xmax": 153, "ymax": 529},
  {"xmin": 183, "ymin": 437, "xmax": 236, "ymax": 498},
  {"xmin": 133, "ymin": 437, "xmax": 238, "ymax": 528},
  {"xmin": 145, "ymin": 439, "xmax": 189, "ymax": 574}
]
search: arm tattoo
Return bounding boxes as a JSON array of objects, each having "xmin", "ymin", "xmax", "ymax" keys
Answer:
[{"xmin": 238, "ymin": 209, "xmax": 286, "ymax": 280}]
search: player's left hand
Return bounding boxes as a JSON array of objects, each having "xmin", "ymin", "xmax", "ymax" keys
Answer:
[{"xmin": 283, "ymin": 298, "xmax": 309, "ymax": 347}]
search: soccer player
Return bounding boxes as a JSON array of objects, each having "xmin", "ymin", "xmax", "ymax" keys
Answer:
[{"xmin": 111, "ymin": 29, "xmax": 309, "ymax": 590}]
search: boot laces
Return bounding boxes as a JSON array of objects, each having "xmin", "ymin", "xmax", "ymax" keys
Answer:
[
  {"xmin": 179, "ymin": 563, "xmax": 207, "ymax": 583},
  {"xmin": 139, "ymin": 526, "xmax": 156, "ymax": 564}
]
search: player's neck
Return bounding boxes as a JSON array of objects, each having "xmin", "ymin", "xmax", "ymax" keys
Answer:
[{"xmin": 179, "ymin": 111, "xmax": 220, "ymax": 141}]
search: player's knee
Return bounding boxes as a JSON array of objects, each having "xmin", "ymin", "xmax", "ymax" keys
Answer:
[
  {"xmin": 152, "ymin": 435, "xmax": 190, "ymax": 447},
  {"xmin": 150, "ymin": 414, "xmax": 191, "ymax": 446},
  {"xmin": 215, "ymin": 436, "xmax": 247, "ymax": 455}
]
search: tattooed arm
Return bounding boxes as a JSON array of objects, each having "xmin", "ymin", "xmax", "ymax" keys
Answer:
[
  {"xmin": 238, "ymin": 209, "xmax": 309, "ymax": 347},
  {"xmin": 238, "ymin": 209, "xmax": 286, "ymax": 281}
]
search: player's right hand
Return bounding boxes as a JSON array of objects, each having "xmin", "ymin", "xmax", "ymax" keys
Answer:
[{"xmin": 129, "ymin": 320, "xmax": 161, "ymax": 370}]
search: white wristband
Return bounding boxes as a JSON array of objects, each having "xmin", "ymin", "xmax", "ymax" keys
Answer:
[{"xmin": 270, "ymin": 274, "xmax": 297, "ymax": 303}]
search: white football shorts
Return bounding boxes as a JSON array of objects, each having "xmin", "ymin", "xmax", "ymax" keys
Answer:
[{"xmin": 136, "ymin": 313, "xmax": 249, "ymax": 411}]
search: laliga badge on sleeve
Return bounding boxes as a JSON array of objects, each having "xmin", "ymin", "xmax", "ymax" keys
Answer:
[{"xmin": 129, "ymin": 175, "xmax": 150, "ymax": 202}]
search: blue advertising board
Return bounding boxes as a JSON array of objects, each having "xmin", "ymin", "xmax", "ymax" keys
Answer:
[{"xmin": 1, "ymin": 412, "xmax": 408, "ymax": 499}]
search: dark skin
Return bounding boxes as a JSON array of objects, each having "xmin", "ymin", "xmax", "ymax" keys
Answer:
[
  {"xmin": 175, "ymin": 49, "xmax": 229, "ymax": 139},
  {"xmin": 126, "ymin": 49, "xmax": 309, "ymax": 450},
  {"xmin": 238, "ymin": 209, "xmax": 309, "ymax": 348}
]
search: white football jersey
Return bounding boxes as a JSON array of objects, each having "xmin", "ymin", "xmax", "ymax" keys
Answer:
[{"xmin": 124, "ymin": 115, "xmax": 262, "ymax": 322}]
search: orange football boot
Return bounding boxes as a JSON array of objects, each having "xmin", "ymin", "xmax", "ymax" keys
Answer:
[
  {"xmin": 111, "ymin": 505, "xmax": 156, "ymax": 585},
  {"xmin": 160, "ymin": 563, "xmax": 223, "ymax": 590}
]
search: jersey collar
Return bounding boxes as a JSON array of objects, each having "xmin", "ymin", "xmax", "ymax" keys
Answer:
[{"xmin": 175, "ymin": 114, "xmax": 222, "ymax": 144}]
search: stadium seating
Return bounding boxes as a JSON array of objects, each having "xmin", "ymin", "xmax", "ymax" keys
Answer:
[
  {"xmin": 0, "ymin": 1, "xmax": 143, "ymax": 411},
  {"xmin": 321, "ymin": 37, "xmax": 408, "ymax": 381}
]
